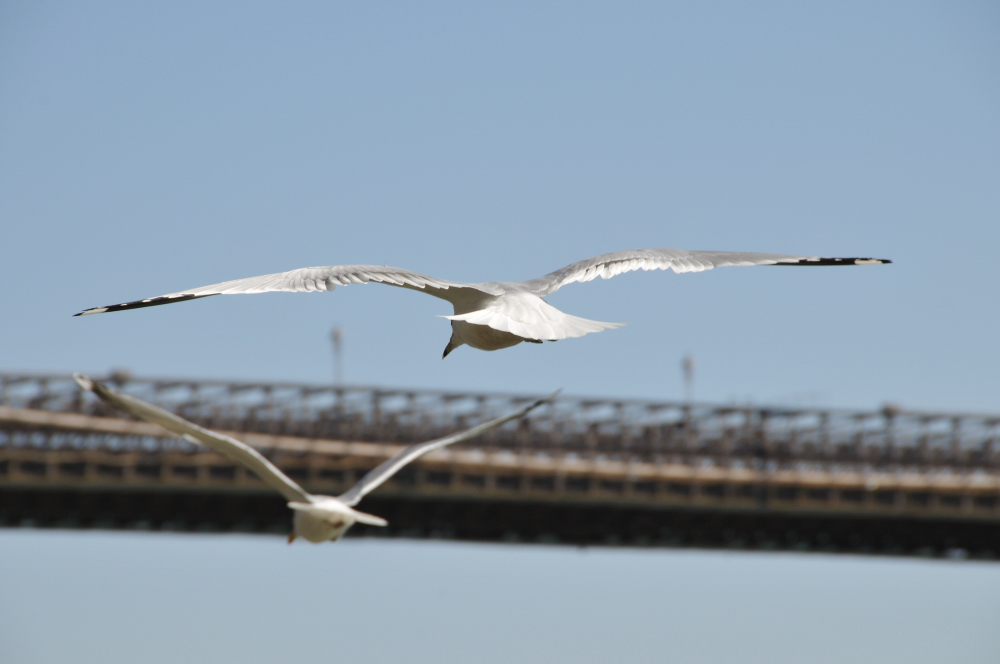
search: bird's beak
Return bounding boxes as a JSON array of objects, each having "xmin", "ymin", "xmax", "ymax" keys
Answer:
[{"xmin": 287, "ymin": 533, "xmax": 297, "ymax": 545}]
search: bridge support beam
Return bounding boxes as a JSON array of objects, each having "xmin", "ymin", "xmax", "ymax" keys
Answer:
[{"xmin": 3, "ymin": 486, "xmax": 999, "ymax": 559}]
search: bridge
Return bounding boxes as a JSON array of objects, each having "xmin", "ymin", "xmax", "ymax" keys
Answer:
[{"xmin": 2, "ymin": 372, "xmax": 999, "ymax": 558}]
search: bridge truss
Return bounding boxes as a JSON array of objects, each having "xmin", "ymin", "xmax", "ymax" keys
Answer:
[{"xmin": 2, "ymin": 373, "xmax": 999, "ymax": 557}]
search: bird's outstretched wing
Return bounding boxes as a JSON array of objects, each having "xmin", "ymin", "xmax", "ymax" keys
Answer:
[
  {"xmin": 337, "ymin": 391, "xmax": 557, "ymax": 507},
  {"xmin": 73, "ymin": 374, "xmax": 312, "ymax": 504},
  {"xmin": 521, "ymin": 249, "xmax": 891, "ymax": 297},
  {"xmin": 446, "ymin": 292, "xmax": 622, "ymax": 341},
  {"xmin": 74, "ymin": 265, "xmax": 495, "ymax": 316}
]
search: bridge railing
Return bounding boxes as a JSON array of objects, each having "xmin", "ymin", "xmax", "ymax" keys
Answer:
[{"xmin": 1, "ymin": 373, "xmax": 997, "ymax": 470}]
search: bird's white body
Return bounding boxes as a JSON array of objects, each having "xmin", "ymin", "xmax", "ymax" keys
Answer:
[
  {"xmin": 288, "ymin": 497, "xmax": 387, "ymax": 543},
  {"xmin": 440, "ymin": 288, "xmax": 525, "ymax": 353},
  {"xmin": 448, "ymin": 319, "xmax": 525, "ymax": 352},
  {"xmin": 76, "ymin": 248, "xmax": 890, "ymax": 357}
]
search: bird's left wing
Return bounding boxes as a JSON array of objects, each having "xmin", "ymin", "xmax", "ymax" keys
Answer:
[
  {"xmin": 74, "ymin": 264, "xmax": 495, "ymax": 316},
  {"xmin": 73, "ymin": 374, "xmax": 312, "ymax": 504},
  {"xmin": 521, "ymin": 248, "xmax": 891, "ymax": 296},
  {"xmin": 337, "ymin": 391, "xmax": 557, "ymax": 507}
]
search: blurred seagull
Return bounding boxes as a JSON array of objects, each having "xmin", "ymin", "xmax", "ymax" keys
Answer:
[
  {"xmin": 74, "ymin": 248, "xmax": 890, "ymax": 357},
  {"xmin": 73, "ymin": 373, "xmax": 554, "ymax": 544}
]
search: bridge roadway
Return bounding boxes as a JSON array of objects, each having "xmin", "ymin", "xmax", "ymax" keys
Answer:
[{"xmin": 2, "ymin": 373, "xmax": 999, "ymax": 557}]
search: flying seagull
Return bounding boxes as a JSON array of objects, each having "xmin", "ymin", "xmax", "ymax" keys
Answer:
[
  {"xmin": 74, "ymin": 248, "xmax": 890, "ymax": 357},
  {"xmin": 73, "ymin": 373, "xmax": 554, "ymax": 543}
]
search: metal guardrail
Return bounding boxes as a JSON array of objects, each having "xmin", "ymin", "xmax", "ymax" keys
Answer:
[
  {"xmin": 1, "ymin": 372, "xmax": 997, "ymax": 471},
  {"xmin": 3, "ymin": 407, "xmax": 999, "ymax": 517}
]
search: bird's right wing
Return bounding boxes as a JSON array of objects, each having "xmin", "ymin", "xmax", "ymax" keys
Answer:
[
  {"xmin": 337, "ymin": 392, "xmax": 558, "ymax": 506},
  {"xmin": 75, "ymin": 265, "xmax": 496, "ymax": 316},
  {"xmin": 522, "ymin": 248, "xmax": 891, "ymax": 297},
  {"xmin": 73, "ymin": 374, "xmax": 312, "ymax": 504}
]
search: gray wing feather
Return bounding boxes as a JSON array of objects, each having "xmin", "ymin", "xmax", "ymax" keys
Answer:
[
  {"xmin": 521, "ymin": 248, "xmax": 891, "ymax": 296},
  {"xmin": 337, "ymin": 392, "xmax": 557, "ymax": 507},
  {"xmin": 75, "ymin": 265, "xmax": 497, "ymax": 316},
  {"xmin": 73, "ymin": 374, "xmax": 312, "ymax": 504}
]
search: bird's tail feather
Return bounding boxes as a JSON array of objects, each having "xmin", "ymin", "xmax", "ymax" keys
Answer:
[{"xmin": 446, "ymin": 296, "xmax": 623, "ymax": 341}]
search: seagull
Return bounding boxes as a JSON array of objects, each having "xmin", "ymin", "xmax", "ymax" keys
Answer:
[
  {"xmin": 74, "ymin": 248, "xmax": 891, "ymax": 357},
  {"xmin": 73, "ymin": 373, "xmax": 554, "ymax": 543}
]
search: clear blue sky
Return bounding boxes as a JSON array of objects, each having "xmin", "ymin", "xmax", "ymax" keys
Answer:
[
  {"xmin": 2, "ymin": 1, "xmax": 998, "ymax": 410},
  {"xmin": 2, "ymin": 3, "xmax": 999, "ymax": 661}
]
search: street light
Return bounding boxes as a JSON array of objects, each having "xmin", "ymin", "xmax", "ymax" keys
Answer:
[{"xmin": 330, "ymin": 326, "xmax": 343, "ymax": 385}]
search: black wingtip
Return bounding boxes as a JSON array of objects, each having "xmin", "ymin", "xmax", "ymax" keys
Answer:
[
  {"xmin": 770, "ymin": 257, "xmax": 892, "ymax": 267},
  {"xmin": 73, "ymin": 293, "xmax": 209, "ymax": 318},
  {"xmin": 74, "ymin": 306, "xmax": 110, "ymax": 317}
]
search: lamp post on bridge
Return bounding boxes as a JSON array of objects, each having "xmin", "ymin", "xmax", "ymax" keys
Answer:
[
  {"xmin": 682, "ymin": 354, "xmax": 695, "ymax": 404},
  {"xmin": 330, "ymin": 326, "xmax": 344, "ymax": 386}
]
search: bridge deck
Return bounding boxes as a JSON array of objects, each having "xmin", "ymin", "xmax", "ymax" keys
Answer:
[{"xmin": 2, "ymin": 374, "xmax": 999, "ymax": 557}]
